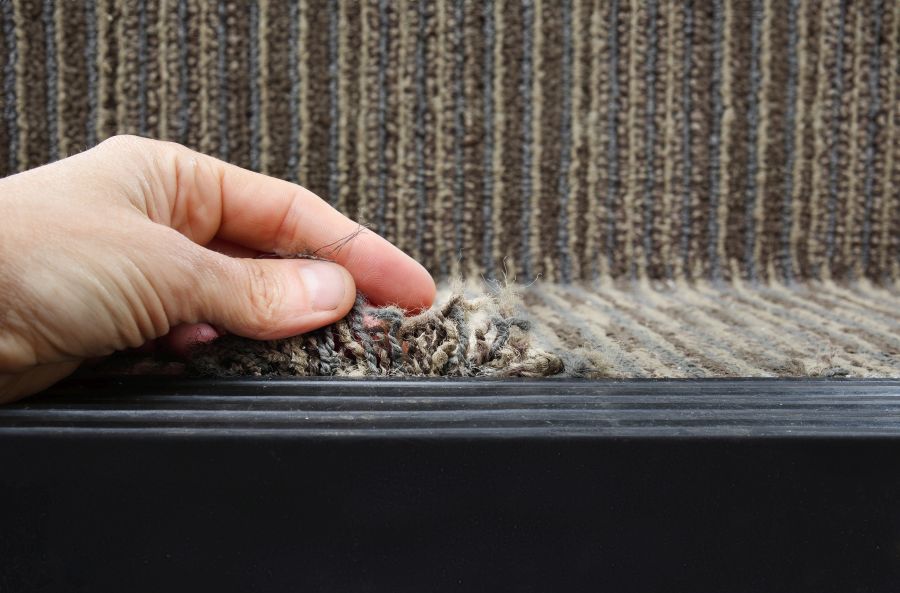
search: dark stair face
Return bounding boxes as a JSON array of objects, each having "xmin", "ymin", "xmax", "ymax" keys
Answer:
[{"xmin": 2, "ymin": 378, "xmax": 900, "ymax": 592}]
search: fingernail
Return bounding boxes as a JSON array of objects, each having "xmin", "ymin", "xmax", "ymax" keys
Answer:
[{"xmin": 297, "ymin": 261, "xmax": 346, "ymax": 311}]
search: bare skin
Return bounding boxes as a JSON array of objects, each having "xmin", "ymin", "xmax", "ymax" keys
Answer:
[{"xmin": 0, "ymin": 136, "xmax": 436, "ymax": 402}]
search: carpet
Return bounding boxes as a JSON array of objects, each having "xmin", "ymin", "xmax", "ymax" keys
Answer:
[
  {"xmin": 185, "ymin": 280, "xmax": 899, "ymax": 379},
  {"xmin": 523, "ymin": 280, "xmax": 899, "ymax": 378},
  {"xmin": 0, "ymin": 1, "xmax": 897, "ymax": 377}
]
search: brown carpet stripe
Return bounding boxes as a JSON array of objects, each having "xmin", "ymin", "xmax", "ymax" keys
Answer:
[
  {"xmin": 335, "ymin": 0, "xmax": 356, "ymax": 217},
  {"xmin": 489, "ymin": 0, "xmax": 505, "ymax": 277},
  {"xmin": 11, "ymin": 0, "xmax": 36, "ymax": 168},
  {"xmin": 419, "ymin": 0, "xmax": 437, "ymax": 267},
  {"xmin": 196, "ymin": 0, "xmax": 215, "ymax": 155},
  {"xmin": 381, "ymin": 0, "xmax": 401, "ymax": 250},
  {"xmin": 754, "ymin": 0, "xmax": 779, "ymax": 280},
  {"xmin": 566, "ymin": 0, "xmax": 589, "ymax": 280},
  {"xmin": 687, "ymin": 1, "xmax": 713, "ymax": 279},
  {"xmin": 373, "ymin": 0, "xmax": 393, "ymax": 239},
  {"xmin": 884, "ymin": 4, "xmax": 899, "ymax": 280},
  {"xmin": 180, "ymin": 0, "xmax": 198, "ymax": 147},
  {"xmin": 524, "ymin": 0, "xmax": 541, "ymax": 280},
  {"xmin": 614, "ymin": 286, "xmax": 762, "ymax": 375},
  {"xmin": 643, "ymin": 286, "xmax": 766, "ymax": 371},
  {"xmin": 658, "ymin": 0, "xmax": 679, "ymax": 280},
  {"xmin": 609, "ymin": 0, "xmax": 630, "ymax": 279},
  {"xmin": 458, "ymin": 2, "xmax": 483, "ymax": 278},
  {"xmin": 622, "ymin": 0, "xmax": 643, "ymax": 279},
  {"xmin": 156, "ymin": 0, "xmax": 173, "ymax": 142},
  {"xmin": 254, "ymin": 0, "xmax": 268, "ymax": 174},
  {"xmin": 583, "ymin": 0, "xmax": 607, "ymax": 280},
  {"xmin": 287, "ymin": 0, "xmax": 303, "ymax": 183},
  {"xmin": 431, "ymin": 0, "xmax": 452, "ymax": 277},
  {"xmin": 741, "ymin": 290, "xmax": 884, "ymax": 373},
  {"xmin": 393, "ymin": 1, "xmax": 415, "ymax": 258},
  {"xmin": 355, "ymin": 0, "xmax": 377, "ymax": 233},
  {"xmin": 142, "ymin": 0, "xmax": 160, "ymax": 139},
  {"xmin": 0, "ymin": 0, "xmax": 897, "ymax": 288},
  {"xmin": 0, "ymin": 4, "xmax": 12, "ymax": 171},
  {"xmin": 113, "ymin": 0, "xmax": 137, "ymax": 137}
]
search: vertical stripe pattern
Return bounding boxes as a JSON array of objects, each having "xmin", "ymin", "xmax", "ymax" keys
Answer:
[{"xmin": 0, "ymin": 0, "xmax": 896, "ymax": 284}]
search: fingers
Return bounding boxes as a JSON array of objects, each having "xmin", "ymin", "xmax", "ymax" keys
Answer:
[
  {"xmin": 205, "ymin": 160, "xmax": 435, "ymax": 311},
  {"xmin": 180, "ymin": 246, "xmax": 357, "ymax": 341},
  {"xmin": 96, "ymin": 136, "xmax": 435, "ymax": 312},
  {"xmin": 162, "ymin": 323, "xmax": 219, "ymax": 358},
  {"xmin": 164, "ymin": 240, "xmax": 250, "ymax": 355}
]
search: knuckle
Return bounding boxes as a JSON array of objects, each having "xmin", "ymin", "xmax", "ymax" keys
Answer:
[
  {"xmin": 92, "ymin": 136, "xmax": 160, "ymax": 173},
  {"xmin": 271, "ymin": 195, "xmax": 306, "ymax": 255},
  {"xmin": 95, "ymin": 135, "xmax": 186, "ymax": 160},
  {"xmin": 96, "ymin": 134, "xmax": 151, "ymax": 153}
]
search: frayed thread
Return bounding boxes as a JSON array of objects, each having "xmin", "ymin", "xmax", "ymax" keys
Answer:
[{"xmin": 188, "ymin": 290, "xmax": 576, "ymax": 378}]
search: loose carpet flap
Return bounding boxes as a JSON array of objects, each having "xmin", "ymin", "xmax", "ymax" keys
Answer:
[
  {"xmin": 189, "ymin": 283, "xmax": 604, "ymax": 379},
  {"xmin": 188, "ymin": 280, "xmax": 900, "ymax": 379}
]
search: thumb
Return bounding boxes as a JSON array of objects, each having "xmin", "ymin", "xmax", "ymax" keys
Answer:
[{"xmin": 187, "ymin": 250, "xmax": 357, "ymax": 341}]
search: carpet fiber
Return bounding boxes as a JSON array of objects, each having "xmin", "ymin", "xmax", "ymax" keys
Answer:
[
  {"xmin": 184, "ymin": 280, "xmax": 899, "ymax": 379},
  {"xmin": 189, "ymin": 290, "xmax": 573, "ymax": 378},
  {"xmin": 0, "ymin": 0, "xmax": 896, "ymax": 283},
  {"xmin": 0, "ymin": 1, "xmax": 897, "ymax": 378},
  {"xmin": 523, "ymin": 281, "xmax": 899, "ymax": 378}
]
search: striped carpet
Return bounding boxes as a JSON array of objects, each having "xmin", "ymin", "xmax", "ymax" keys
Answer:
[
  {"xmin": 112, "ymin": 281, "xmax": 900, "ymax": 379},
  {"xmin": 1, "ymin": 0, "xmax": 897, "ymax": 283},
  {"xmin": 518, "ymin": 281, "xmax": 900, "ymax": 378},
  {"xmin": 0, "ymin": 1, "xmax": 897, "ymax": 377}
]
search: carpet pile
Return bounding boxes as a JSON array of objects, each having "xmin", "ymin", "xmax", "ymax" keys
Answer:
[{"xmin": 0, "ymin": 1, "xmax": 897, "ymax": 377}]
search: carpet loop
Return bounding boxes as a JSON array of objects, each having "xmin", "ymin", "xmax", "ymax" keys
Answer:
[{"xmin": 189, "ymin": 291, "xmax": 571, "ymax": 378}]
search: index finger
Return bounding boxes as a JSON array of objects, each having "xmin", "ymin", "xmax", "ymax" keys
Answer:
[{"xmin": 157, "ymin": 141, "xmax": 437, "ymax": 312}]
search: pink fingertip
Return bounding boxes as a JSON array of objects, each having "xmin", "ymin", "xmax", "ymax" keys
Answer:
[{"xmin": 165, "ymin": 323, "xmax": 220, "ymax": 359}]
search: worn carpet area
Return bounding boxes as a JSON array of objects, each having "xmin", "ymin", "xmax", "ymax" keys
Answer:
[
  {"xmin": 189, "ymin": 289, "xmax": 575, "ymax": 378},
  {"xmin": 187, "ymin": 280, "xmax": 899, "ymax": 379}
]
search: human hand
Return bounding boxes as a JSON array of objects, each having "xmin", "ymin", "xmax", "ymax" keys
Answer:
[{"xmin": 0, "ymin": 136, "xmax": 436, "ymax": 401}]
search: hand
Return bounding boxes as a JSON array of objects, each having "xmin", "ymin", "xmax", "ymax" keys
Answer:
[{"xmin": 0, "ymin": 136, "xmax": 436, "ymax": 401}]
